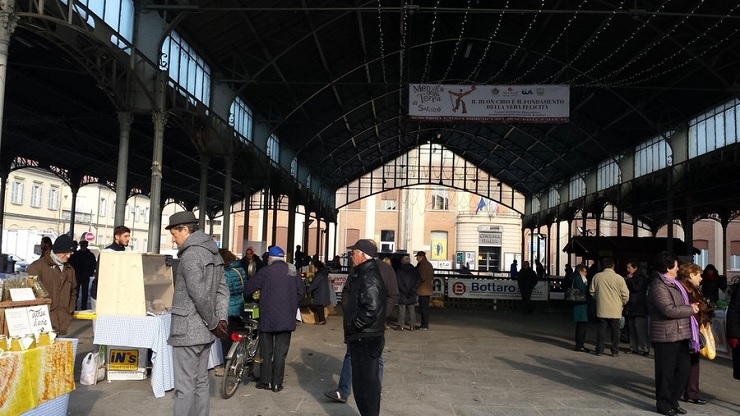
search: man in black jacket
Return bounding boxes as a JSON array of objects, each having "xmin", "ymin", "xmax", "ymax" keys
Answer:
[{"xmin": 344, "ymin": 239, "xmax": 386, "ymax": 416}]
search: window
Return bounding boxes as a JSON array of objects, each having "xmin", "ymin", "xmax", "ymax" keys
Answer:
[
  {"xmin": 267, "ymin": 134, "xmax": 280, "ymax": 166},
  {"xmin": 48, "ymin": 187, "xmax": 60, "ymax": 210},
  {"xmin": 635, "ymin": 136, "xmax": 672, "ymax": 178},
  {"xmin": 689, "ymin": 98, "xmax": 739, "ymax": 158},
  {"xmin": 693, "ymin": 240, "xmax": 709, "ymax": 269},
  {"xmin": 431, "ymin": 188, "xmax": 448, "ymax": 210},
  {"xmin": 731, "ymin": 241, "xmax": 740, "ymax": 270},
  {"xmin": 99, "ymin": 197, "xmax": 107, "ymax": 216},
  {"xmin": 597, "ymin": 158, "xmax": 621, "ymax": 191},
  {"xmin": 161, "ymin": 31, "xmax": 212, "ymax": 106},
  {"xmin": 381, "ymin": 199, "xmax": 397, "ymax": 210},
  {"xmin": 10, "ymin": 180, "xmax": 24, "ymax": 205},
  {"xmin": 380, "ymin": 230, "xmax": 395, "ymax": 253},
  {"xmin": 125, "ymin": 204, "xmax": 130, "ymax": 220},
  {"xmin": 30, "ymin": 183, "xmax": 42, "ymax": 208},
  {"xmin": 568, "ymin": 175, "xmax": 585, "ymax": 201},
  {"xmin": 142, "ymin": 207, "xmax": 150, "ymax": 223},
  {"xmin": 229, "ymin": 96, "xmax": 253, "ymax": 143}
]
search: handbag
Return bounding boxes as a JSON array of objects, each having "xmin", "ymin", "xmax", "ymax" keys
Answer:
[
  {"xmin": 564, "ymin": 278, "xmax": 587, "ymax": 303},
  {"xmin": 699, "ymin": 322, "xmax": 716, "ymax": 360}
]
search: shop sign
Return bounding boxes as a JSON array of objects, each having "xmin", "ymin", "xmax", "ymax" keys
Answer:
[{"xmin": 109, "ymin": 349, "xmax": 140, "ymax": 371}]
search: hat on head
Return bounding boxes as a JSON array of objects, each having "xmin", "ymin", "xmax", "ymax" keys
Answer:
[
  {"xmin": 347, "ymin": 239, "xmax": 378, "ymax": 257},
  {"xmin": 52, "ymin": 234, "xmax": 75, "ymax": 254},
  {"xmin": 268, "ymin": 246, "xmax": 285, "ymax": 257},
  {"xmin": 165, "ymin": 211, "xmax": 198, "ymax": 230},
  {"xmin": 246, "ymin": 246, "xmax": 254, "ymax": 252},
  {"xmin": 416, "ymin": 251, "xmax": 426, "ymax": 257}
]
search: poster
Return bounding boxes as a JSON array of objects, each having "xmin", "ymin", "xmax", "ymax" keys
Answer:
[{"xmin": 430, "ymin": 239, "xmax": 447, "ymax": 260}]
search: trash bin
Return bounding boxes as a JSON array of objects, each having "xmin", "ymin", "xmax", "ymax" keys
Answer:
[{"xmin": 6, "ymin": 259, "xmax": 16, "ymax": 274}]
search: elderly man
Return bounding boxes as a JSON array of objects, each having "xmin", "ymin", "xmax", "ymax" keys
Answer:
[
  {"xmin": 415, "ymin": 250, "xmax": 434, "ymax": 330},
  {"xmin": 245, "ymin": 246, "xmax": 305, "ymax": 393},
  {"xmin": 590, "ymin": 257, "xmax": 629, "ymax": 357},
  {"xmin": 344, "ymin": 239, "xmax": 387, "ymax": 416},
  {"xmin": 27, "ymin": 234, "xmax": 77, "ymax": 335},
  {"xmin": 165, "ymin": 211, "xmax": 229, "ymax": 416}
]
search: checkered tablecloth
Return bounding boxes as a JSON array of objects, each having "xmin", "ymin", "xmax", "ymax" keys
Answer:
[{"xmin": 93, "ymin": 314, "xmax": 222, "ymax": 398}]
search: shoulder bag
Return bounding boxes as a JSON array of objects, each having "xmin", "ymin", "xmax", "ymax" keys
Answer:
[{"xmin": 564, "ymin": 278, "xmax": 587, "ymax": 303}]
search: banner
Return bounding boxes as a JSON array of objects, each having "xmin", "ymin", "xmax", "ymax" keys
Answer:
[
  {"xmin": 408, "ymin": 84, "xmax": 569, "ymax": 123},
  {"xmin": 446, "ymin": 278, "xmax": 549, "ymax": 300}
]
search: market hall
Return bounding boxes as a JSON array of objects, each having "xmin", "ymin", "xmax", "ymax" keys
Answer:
[{"xmin": 1, "ymin": 1, "xmax": 740, "ymax": 415}]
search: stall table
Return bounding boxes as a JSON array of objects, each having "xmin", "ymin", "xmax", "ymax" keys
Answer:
[
  {"xmin": 0, "ymin": 338, "xmax": 78, "ymax": 416},
  {"xmin": 93, "ymin": 314, "xmax": 222, "ymax": 398}
]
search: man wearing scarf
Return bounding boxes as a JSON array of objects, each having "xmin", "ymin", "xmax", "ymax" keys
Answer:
[
  {"xmin": 26, "ymin": 234, "xmax": 77, "ymax": 335},
  {"xmin": 648, "ymin": 252, "xmax": 700, "ymax": 416}
]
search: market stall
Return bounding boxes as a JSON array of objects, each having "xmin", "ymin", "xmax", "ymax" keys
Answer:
[{"xmin": 0, "ymin": 338, "xmax": 78, "ymax": 416}]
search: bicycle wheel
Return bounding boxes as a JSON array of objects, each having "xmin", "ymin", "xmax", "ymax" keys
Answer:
[{"xmin": 220, "ymin": 341, "xmax": 247, "ymax": 399}]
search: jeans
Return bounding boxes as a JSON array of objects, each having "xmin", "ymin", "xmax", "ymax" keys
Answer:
[
  {"xmin": 397, "ymin": 303, "xmax": 416, "ymax": 329},
  {"xmin": 596, "ymin": 318, "xmax": 621, "ymax": 354},
  {"xmin": 349, "ymin": 336, "xmax": 385, "ymax": 416},
  {"xmin": 259, "ymin": 331, "xmax": 292, "ymax": 387},
  {"xmin": 337, "ymin": 344, "xmax": 385, "ymax": 398},
  {"xmin": 418, "ymin": 296, "xmax": 430, "ymax": 328}
]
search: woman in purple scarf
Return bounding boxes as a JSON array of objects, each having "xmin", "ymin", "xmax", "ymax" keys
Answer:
[{"xmin": 648, "ymin": 252, "xmax": 700, "ymax": 416}]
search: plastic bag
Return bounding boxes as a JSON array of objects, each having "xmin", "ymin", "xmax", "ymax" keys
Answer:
[
  {"xmin": 699, "ymin": 323, "xmax": 716, "ymax": 360},
  {"xmin": 80, "ymin": 352, "xmax": 98, "ymax": 385}
]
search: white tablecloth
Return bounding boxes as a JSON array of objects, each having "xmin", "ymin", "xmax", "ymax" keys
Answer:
[{"xmin": 93, "ymin": 314, "xmax": 223, "ymax": 398}]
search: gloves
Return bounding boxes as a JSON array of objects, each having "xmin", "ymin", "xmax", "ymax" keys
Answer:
[
  {"xmin": 211, "ymin": 320, "xmax": 229, "ymax": 340},
  {"xmin": 728, "ymin": 337, "xmax": 740, "ymax": 349}
]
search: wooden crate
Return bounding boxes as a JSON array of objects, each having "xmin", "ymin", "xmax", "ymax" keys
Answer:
[{"xmin": 0, "ymin": 298, "xmax": 52, "ymax": 337}]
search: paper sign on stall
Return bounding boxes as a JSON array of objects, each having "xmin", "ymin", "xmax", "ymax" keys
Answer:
[{"xmin": 4, "ymin": 305, "xmax": 51, "ymax": 336}]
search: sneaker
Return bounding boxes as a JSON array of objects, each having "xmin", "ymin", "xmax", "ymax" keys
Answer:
[{"xmin": 324, "ymin": 390, "xmax": 348, "ymax": 403}]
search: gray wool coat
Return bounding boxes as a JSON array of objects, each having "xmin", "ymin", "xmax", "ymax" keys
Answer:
[{"xmin": 168, "ymin": 229, "xmax": 229, "ymax": 347}]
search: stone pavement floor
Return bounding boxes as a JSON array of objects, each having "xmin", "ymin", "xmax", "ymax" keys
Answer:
[{"xmin": 64, "ymin": 306, "xmax": 739, "ymax": 415}]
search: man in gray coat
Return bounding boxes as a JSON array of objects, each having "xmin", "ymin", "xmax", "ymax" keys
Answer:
[{"xmin": 166, "ymin": 211, "xmax": 229, "ymax": 416}]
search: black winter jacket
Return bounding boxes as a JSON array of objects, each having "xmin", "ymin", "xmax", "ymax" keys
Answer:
[
  {"xmin": 343, "ymin": 259, "xmax": 387, "ymax": 342},
  {"xmin": 625, "ymin": 269, "xmax": 649, "ymax": 317},
  {"xmin": 395, "ymin": 263, "xmax": 420, "ymax": 305}
]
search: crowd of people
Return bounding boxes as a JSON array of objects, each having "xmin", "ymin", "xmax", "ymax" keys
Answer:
[
  {"xmin": 26, "ymin": 225, "xmax": 740, "ymax": 416},
  {"xmin": 567, "ymin": 252, "xmax": 740, "ymax": 416}
]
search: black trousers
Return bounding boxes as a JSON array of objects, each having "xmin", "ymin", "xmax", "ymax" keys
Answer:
[
  {"xmin": 596, "ymin": 318, "xmax": 621, "ymax": 354},
  {"xmin": 653, "ymin": 340, "xmax": 690, "ymax": 413},
  {"xmin": 259, "ymin": 331, "xmax": 292, "ymax": 387},
  {"xmin": 311, "ymin": 305, "xmax": 326, "ymax": 322},
  {"xmin": 418, "ymin": 296, "xmax": 430, "ymax": 329},
  {"xmin": 575, "ymin": 322, "xmax": 588, "ymax": 349},
  {"xmin": 349, "ymin": 336, "xmax": 385, "ymax": 416},
  {"xmin": 76, "ymin": 277, "xmax": 90, "ymax": 310}
]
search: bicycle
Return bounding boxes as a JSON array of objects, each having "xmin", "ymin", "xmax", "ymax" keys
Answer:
[{"xmin": 220, "ymin": 316, "xmax": 260, "ymax": 399}]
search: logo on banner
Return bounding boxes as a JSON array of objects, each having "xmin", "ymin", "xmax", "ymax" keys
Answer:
[{"xmin": 452, "ymin": 281, "xmax": 466, "ymax": 296}]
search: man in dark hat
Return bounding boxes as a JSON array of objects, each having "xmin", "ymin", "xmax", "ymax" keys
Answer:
[
  {"xmin": 244, "ymin": 245, "xmax": 305, "ymax": 393},
  {"xmin": 165, "ymin": 211, "xmax": 229, "ymax": 415},
  {"xmin": 343, "ymin": 238, "xmax": 386, "ymax": 416},
  {"xmin": 415, "ymin": 250, "xmax": 434, "ymax": 330},
  {"xmin": 26, "ymin": 234, "xmax": 77, "ymax": 334}
]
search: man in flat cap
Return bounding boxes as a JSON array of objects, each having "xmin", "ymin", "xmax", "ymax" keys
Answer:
[
  {"xmin": 415, "ymin": 250, "xmax": 434, "ymax": 330},
  {"xmin": 27, "ymin": 234, "xmax": 77, "ymax": 334},
  {"xmin": 344, "ymin": 239, "xmax": 387, "ymax": 416},
  {"xmin": 244, "ymin": 245, "xmax": 305, "ymax": 393},
  {"xmin": 165, "ymin": 211, "xmax": 229, "ymax": 416}
]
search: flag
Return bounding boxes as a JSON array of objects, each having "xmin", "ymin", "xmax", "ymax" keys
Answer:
[{"xmin": 475, "ymin": 197, "xmax": 486, "ymax": 214}]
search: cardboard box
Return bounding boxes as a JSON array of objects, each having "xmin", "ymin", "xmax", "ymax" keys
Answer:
[
  {"xmin": 300, "ymin": 305, "xmax": 333, "ymax": 324},
  {"xmin": 97, "ymin": 252, "xmax": 174, "ymax": 316}
]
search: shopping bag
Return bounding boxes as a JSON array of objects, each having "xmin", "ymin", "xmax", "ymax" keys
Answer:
[
  {"xmin": 79, "ymin": 352, "xmax": 98, "ymax": 385},
  {"xmin": 699, "ymin": 323, "xmax": 716, "ymax": 360}
]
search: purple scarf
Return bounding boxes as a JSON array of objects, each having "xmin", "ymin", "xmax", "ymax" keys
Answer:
[{"xmin": 666, "ymin": 274, "xmax": 700, "ymax": 352}]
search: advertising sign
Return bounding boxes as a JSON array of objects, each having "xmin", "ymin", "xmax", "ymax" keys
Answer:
[
  {"xmin": 409, "ymin": 83, "xmax": 569, "ymax": 123},
  {"xmin": 446, "ymin": 278, "xmax": 549, "ymax": 300},
  {"xmin": 109, "ymin": 349, "xmax": 140, "ymax": 371}
]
